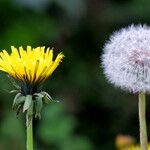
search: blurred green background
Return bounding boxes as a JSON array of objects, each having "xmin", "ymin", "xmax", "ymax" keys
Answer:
[{"xmin": 0, "ymin": 0, "xmax": 150, "ymax": 150}]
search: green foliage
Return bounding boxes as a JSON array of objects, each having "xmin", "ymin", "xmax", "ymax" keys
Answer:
[
  {"xmin": 38, "ymin": 104, "xmax": 94, "ymax": 150},
  {"xmin": 0, "ymin": 112, "xmax": 25, "ymax": 150}
]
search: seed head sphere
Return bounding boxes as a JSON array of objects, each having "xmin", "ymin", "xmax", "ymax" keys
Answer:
[{"xmin": 102, "ymin": 25, "xmax": 150, "ymax": 93}]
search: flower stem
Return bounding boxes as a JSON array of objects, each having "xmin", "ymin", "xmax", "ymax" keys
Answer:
[
  {"xmin": 139, "ymin": 92, "xmax": 148, "ymax": 150},
  {"xmin": 27, "ymin": 117, "xmax": 33, "ymax": 150}
]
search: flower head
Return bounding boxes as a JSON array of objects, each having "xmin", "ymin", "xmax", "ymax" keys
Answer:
[
  {"xmin": 0, "ymin": 46, "xmax": 64, "ymax": 119},
  {"xmin": 0, "ymin": 46, "xmax": 64, "ymax": 84},
  {"xmin": 102, "ymin": 25, "xmax": 150, "ymax": 93},
  {"xmin": 0, "ymin": 46, "xmax": 64, "ymax": 94}
]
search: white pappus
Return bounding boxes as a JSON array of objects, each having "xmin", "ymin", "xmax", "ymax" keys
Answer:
[{"xmin": 102, "ymin": 24, "xmax": 150, "ymax": 93}]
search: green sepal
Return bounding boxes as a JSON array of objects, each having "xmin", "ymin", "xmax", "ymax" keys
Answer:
[
  {"xmin": 12, "ymin": 93, "xmax": 22, "ymax": 108},
  {"xmin": 26, "ymin": 114, "xmax": 32, "ymax": 127},
  {"xmin": 9, "ymin": 90, "xmax": 20, "ymax": 94},
  {"xmin": 40, "ymin": 91, "xmax": 56, "ymax": 104},
  {"xmin": 16, "ymin": 104, "xmax": 22, "ymax": 116},
  {"xmin": 27, "ymin": 101, "xmax": 33, "ymax": 117},
  {"xmin": 40, "ymin": 91, "xmax": 52, "ymax": 99},
  {"xmin": 35, "ymin": 113, "xmax": 41, "ymax": 119},
  {"xmin": 34, "ymin": 96, "xmax": 43, "ymax": 119},
  {"xmin": 23, "ymin": 95, "xmax": 32, "ymax": 113},
  {"xmin": 26, "ymin": 101, "xmax": 33, "ymax": 126},
  {"xmin": 12, "ymin": 95, "xmax": 26, "ymax": 110},
  {"xmin": 33, "ymin": 93, "xmax": 44, "ymax": 98},
  {"xmin": 12, "ymin": 91, "xmax": 57, "ymax": 120}
]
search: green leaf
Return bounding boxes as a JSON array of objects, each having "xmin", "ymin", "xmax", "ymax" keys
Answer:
[{"xmin": 23, "ymin": 95, "xmax": 32, "ymax": 113}]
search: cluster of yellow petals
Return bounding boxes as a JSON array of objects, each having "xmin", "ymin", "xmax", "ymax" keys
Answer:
[
  {"xmin": 0, "ymin": 46, "xmax": 64, "ymax": 84},
  {"xmin": 116, "ymin": 135, "xmax": 150, "ymax": 150}
]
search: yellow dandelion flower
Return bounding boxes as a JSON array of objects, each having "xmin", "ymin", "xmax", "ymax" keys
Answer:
[
  {"xmin": 116, "ymin": 135, "xmax": 150, "ymax": 150},
  {"xmin": 1, "ymin": 46, "xmax": 64, "ymax": 150},
  {"xmin": 116, "ymin": 135, "xmax": 135, "ymax": 150},
  {"xmin": 0, "ymin": 46, "xmax": 64, "ymax": 85}
]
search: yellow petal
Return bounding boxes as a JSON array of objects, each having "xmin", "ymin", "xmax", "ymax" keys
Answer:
[{"xmin": 0, "ymin": 46, "xmax": 64, "ymax": 84}]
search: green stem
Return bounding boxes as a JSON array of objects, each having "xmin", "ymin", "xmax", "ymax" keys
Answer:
[
  {"xmin": 27, "ymin": 117, "xmax": 33, "ymax": 150},
  {"xmin": 139, "ymin": 92, "xmax": 148, "ymax": 150}
]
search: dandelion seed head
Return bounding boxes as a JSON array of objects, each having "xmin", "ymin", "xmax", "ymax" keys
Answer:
[{"xmin": 102, "ymin": 24, "xmax": 150, "ymax": 93}]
